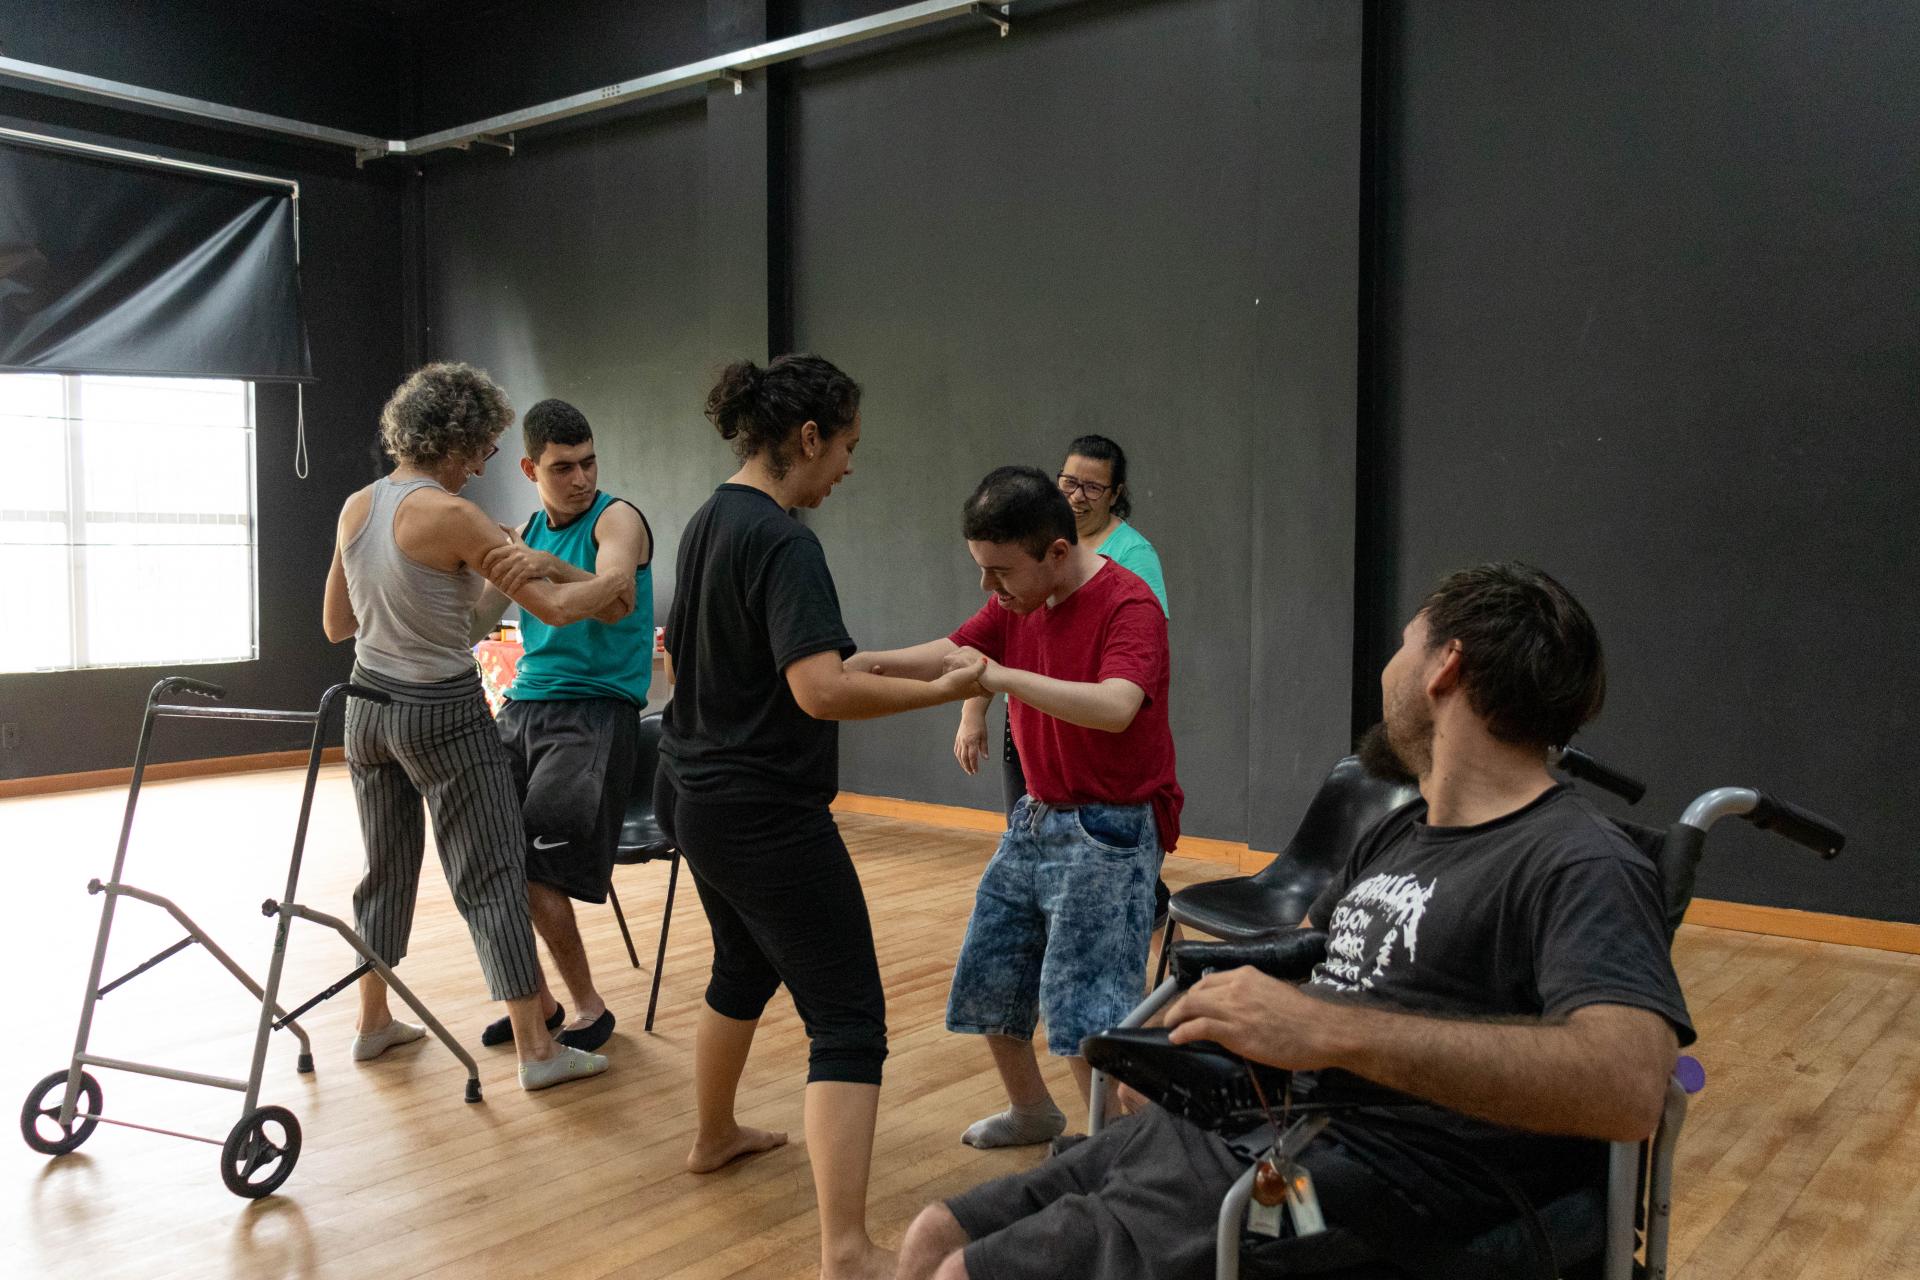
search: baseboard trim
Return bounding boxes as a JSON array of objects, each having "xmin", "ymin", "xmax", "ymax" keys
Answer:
[
  {"xmin": 831, "ymin": 791, "xmax": 1257, "ymax": 866},
  {"xmin": 1678, "ymin": 899, "xmax": 1920, "ymax": 956},
  {"xmin": 831, "ymin": 790, "xmax": 1920, "ymax": 955},
  {"xmin": 0, "ymin": 748, "xmax": 348, "ymax": 800}
]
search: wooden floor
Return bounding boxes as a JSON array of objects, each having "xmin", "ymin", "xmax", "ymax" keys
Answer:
[{"xmin": 3, "ymin": 768, "xmax": 1917, "ymax": 1279}]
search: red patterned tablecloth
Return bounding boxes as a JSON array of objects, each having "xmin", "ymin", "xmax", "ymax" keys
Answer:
[
  {"xmin": 473, "ymin": 639, "xmax": 523, "ymax": 716},
  {"xmin": 473, "ymin": 631, "xmax": 669, "ymax": 716}
]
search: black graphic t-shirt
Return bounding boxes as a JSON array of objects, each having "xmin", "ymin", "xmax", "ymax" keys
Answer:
[{"xmin": 1295, "ymin": 784, "xmax": 1695, "ymax": 1223}]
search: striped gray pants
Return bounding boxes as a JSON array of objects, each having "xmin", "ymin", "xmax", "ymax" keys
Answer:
[{"xmin": 345, "ymin": 664, "xmax": 540, "ymax": 1001}]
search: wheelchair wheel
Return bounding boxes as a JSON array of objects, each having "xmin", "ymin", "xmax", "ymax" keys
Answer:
[
  {"xmin": 220, "ymin": 1105, "xmax": 301, "ymax": 1199},
  {"xmin": 21, "ymin": 1070, "xmax": 103, "ymax": 1156}
]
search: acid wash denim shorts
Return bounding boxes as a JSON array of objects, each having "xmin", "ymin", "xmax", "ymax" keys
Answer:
[{"xmin": 946, "ymin": 796, "xmax": 1162, "ymax": 1058}]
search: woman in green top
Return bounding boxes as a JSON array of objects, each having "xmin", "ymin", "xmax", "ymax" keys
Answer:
[{"xmin": 953, "ymin": 434, "xmax": 1169, "ymax": 810}]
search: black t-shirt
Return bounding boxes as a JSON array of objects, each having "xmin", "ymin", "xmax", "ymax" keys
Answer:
[
  {"xmin": 659, "ymin": 484, "xmax": 855, "ymax": 806},
  {"xmin": 1294, "ymin": 784, "xmax": 1696, "ymax": 1224}
]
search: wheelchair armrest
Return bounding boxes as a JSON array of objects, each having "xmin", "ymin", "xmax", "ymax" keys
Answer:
[
  {"xmin": 1081, "ymin": 1026, "xmax": 1292, "ymax": 1133},
  {"xmin": 1170, "ymin": 929, "xmax": 1329, "ymax": 990}
]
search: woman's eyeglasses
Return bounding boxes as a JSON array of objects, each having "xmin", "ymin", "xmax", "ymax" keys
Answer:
[{"xmin": 1057, "ymin": 473, "xmax": 1111, "ymax": 500}]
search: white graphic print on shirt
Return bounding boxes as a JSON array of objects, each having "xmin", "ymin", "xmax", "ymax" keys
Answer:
[{"xmin": 1314, "ymin": 872, "xmax": 1438, "ymax": 992}]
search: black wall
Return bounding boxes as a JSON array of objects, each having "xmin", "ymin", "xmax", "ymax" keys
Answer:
[
  {"xmin": 5, "ymin": 0, "xmax": 1913, "ymax": 923},
  {"xmin": 790, "ymin": 0, "xmax": 1361, "ymax": 846},
  {"xmin": 414, "ymin": 0, "xmax": 764, "ymax": 633},
  {"xmin": 0, "ymin": 0, "xmax": 412, "ymax": 775},
  {"xmin": 1369, "ymin": 1, "xmax": 1920, "ymax": 921},
  {"xmin": 409, "ymin": 0, "xmax": 1363, "ymax": 851}
]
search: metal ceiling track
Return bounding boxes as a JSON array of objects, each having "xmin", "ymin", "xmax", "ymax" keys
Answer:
[{"xmin": 0, "ymin": 0, "xmax": 1016, "ymax": 168}]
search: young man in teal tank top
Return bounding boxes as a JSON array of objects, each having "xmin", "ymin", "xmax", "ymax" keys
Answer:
[{"xmin": 474, "ymin": 399, "xmax": 654, "ymax": 1053}]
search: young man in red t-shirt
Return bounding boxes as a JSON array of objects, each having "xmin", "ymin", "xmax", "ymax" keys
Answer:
[{"xmin": 848, "ymin": 466, "xmax": 1183, "ymax": 1148}]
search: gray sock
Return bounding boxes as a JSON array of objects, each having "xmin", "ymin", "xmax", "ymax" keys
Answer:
[
  {"xmin": 963, "ymin": 1100, "xmax": 1066, "ymax": 1149},
  {"xmin": 518, "ymin": 1045, "xmax": 609, "ymax": 1092}
]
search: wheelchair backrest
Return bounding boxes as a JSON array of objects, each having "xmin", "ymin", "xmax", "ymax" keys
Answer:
[{"xmin": 1604, "ymin": 815, "xmax": 1701, "ymax": 942}]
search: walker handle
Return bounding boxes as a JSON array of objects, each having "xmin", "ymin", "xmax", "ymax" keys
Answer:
[
  {"xmin": 155, "ymin": 676, "xmax": 228, "ymax": 701},
  {"xmin": 1747, "ymin": 793, "xmax": 1846, "ymax": 859}
]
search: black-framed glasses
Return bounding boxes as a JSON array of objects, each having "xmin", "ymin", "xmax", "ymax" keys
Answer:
[
  {"xmin": 1057, "ymin": 473, "xmax": 1111, "ymax": 500},
  {"xmin": 482, "ymin": 442, "xmax": 500, "ymax": 462}
]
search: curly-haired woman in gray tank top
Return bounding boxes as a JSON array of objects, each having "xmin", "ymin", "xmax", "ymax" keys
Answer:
[{"xmin": 322, "ymin": 362, "xmax": 631, "ymax": 1091}]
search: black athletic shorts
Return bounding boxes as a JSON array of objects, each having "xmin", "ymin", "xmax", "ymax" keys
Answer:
[{"xmin": 498, "ymin": 697, "xmax": 638, "ymax": 904}]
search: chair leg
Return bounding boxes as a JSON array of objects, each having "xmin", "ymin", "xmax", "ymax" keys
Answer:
[
  {"xmin": 609, "ymin": 882, "xmax": 641, "ymax": 969},
  {"xmin": 1152, "ymin": 914, "xmax": 1177, "ymax": 986},
  {"xmin": 645, "ymin": 854, "xmax": 680, "ymax": 1033}
]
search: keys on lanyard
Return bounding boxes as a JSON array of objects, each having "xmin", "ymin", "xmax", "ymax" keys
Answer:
[
  {"xmin": 1257, "ymin": 1153, "xmax": 1327, "ymax": 1236},
  {"xmin": 1244, "ymin": 1108, "xmax": 1330, "ymax": 1239}
]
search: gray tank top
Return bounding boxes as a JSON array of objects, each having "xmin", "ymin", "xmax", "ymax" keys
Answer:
[{"xmin": 344, "ymin": 476, "xmax": 486, "ymax": 683}]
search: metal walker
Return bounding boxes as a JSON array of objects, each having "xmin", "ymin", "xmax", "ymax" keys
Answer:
[{"xmin": 19, "ymin": 676, "xmax": 482, "ymax": 1199}]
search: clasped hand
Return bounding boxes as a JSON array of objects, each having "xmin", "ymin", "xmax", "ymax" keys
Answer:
[
  {"xmin": 942, "ymin": 646, "xmax": 1001, "ymax": 691},
  {"xmin": 481, "ymin": 527, "xmax": 558, "ymax": 594}
]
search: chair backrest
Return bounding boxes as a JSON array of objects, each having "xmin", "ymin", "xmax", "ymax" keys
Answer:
[
  {"xmin": 633, "ymin": 711, "xmax": 664, "ymax": 798},
  {"xmin": 1253, "ymin": 756, "xmax": 1420, "ymax": 896}
]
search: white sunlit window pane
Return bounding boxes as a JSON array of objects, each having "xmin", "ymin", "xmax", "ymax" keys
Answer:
[
  {"xmin": 0, "ymin": 543, "xmax": 74, "ymax": 672},
  {"xmin": 0, "ymin": 414, "xmax": 70, "ymax": 515},
  {"xmin": 79, "ymin": 376, "xmax": 247, "ymax": 427},
  {"xmin": 79, "ymin": 544, "xmax": 254, "ymax": 668},
  {"xmin": 0, "ymin": 371, "xmax": 66, "ymax": 418},
  {"xmin": 79, "ymin": 377, "xmax": 252, "ymax": 521},
  {"xmin": 0, "ymin": 372, "xmax": 71, "ymax": 516},
  {"xmin": 0, "ymin": 373, "xmax": 257, "ymax": 672}
]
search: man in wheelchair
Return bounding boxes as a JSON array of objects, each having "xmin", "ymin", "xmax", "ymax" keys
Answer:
[{"xmin": 897, "ymin": 562, "xmax": 1696, "ymax": 1280}]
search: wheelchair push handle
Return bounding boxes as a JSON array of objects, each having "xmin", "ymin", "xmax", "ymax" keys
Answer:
[
  {"xmin": 1550, "ymin": 745, "xmax": 1647, "ymax": 805},
  {"xmin": 1747, "ymin": 792, "xmax": 1846, "ymax": 859},
  {"xmin": 151, "ymin": 676, "xmax": 229, "ymax": 703},
  {"xmin": 1679, "ymin": 786, "xmax": 1846, "ymax": 860}
]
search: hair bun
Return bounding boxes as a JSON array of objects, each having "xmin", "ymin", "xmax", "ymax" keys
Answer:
[{"xmin": 706, "ymin": 359, "xmax": 764, "ymax": 442}]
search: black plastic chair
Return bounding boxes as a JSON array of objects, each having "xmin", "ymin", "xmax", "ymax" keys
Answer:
[
  {"xmin": 1158, "ymin": 757, "xmax": 1418, "ymax": 979},
  {"xmin": 608, "ymin": 711, "xmax": 679, "ymax": 1032}
]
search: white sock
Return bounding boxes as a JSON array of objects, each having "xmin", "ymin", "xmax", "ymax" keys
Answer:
[
  {"xmin": 963, "ymin": 1100, "xmax": 1066, "ymax": 1149},
  {"xmin": 519, "ymin": 1045, "xmax": 609, "ymax": 1092},
  {"xmin": 351, "ymin": 1019, "xmax": 425, "ymax": 1062}
]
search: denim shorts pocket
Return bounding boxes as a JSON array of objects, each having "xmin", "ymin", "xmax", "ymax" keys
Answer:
[{"xmin": 1074, "ymin": 804, "xmax": 1149, "ymax": 855}]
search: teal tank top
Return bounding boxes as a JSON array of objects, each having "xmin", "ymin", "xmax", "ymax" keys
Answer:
[
  {"xmin": 508, "ymin": 491, "xmax": 654, "ymax": 705},
  {"xmin": 1095, "ymin": 520, "xmax": 1169, "ymax": 616}
]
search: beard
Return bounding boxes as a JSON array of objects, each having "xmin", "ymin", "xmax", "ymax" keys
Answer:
[
  {"xmin": 1357, "ymin": 672, "xmax": 1435, "ymax": 784},
  {"xmin": 1355, "ymin": 722, "xmax": 1418, "ymax": 785}
]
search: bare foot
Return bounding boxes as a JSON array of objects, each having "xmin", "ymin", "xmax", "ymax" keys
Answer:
[
  {"xmin": 686, "ymin": 1125, "xmax": 788, "ymax": 1173},
  {"xmin": 822, "ymin": 1242, "xmax": 897, "ymax": 1280}
]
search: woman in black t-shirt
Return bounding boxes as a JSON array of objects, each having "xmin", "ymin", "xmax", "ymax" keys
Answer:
[{"xmin": 658, "ymin": 354, "xmax": 984, "ymax": 1280}]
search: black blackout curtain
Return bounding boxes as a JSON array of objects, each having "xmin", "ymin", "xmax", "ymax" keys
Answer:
[{"xmin": 0, "ymin": 138, "xmax": 312, "ymax": 382}]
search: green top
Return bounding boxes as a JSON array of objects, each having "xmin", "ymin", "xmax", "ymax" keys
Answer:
[
  {"xmin": 1094, "ymin": 519, "xmax": 1169, "ymax": 616},
  {"xmin": 508, "ymin": 490, "xmax": 654, "ymax": 705}
]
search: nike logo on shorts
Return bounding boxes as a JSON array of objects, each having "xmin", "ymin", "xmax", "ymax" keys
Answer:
[{"xmin": 532, "ymin": 835, "xmax": 569, "ymax": 850}]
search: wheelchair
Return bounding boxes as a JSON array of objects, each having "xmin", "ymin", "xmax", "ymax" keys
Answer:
[{"xmin": 1084, "ymin": 765, "xmax": 1844, "ymax": 1280}]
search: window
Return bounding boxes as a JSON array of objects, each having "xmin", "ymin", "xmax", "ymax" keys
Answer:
[{"xmin": 0, "ymin": 373, "xmax": 258, "ymax": 673}]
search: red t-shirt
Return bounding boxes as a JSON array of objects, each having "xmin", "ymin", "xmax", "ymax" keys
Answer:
[{"xmin": 950, "ymin": 560, "xmax": 1184, "ymax": 852}]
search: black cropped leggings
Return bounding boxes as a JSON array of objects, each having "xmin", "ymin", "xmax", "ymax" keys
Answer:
[{"xmin": 655, "ymin": 775, "xmax": 888, "ymax": 1085}]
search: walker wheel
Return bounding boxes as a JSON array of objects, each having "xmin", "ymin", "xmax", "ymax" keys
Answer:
[
  {"xmin": 220, "ymin": 1105, "xmax": 301, "ymax": 1199},
  {"xmin": 21, "ymin": 1070, "xmax": 104, "ymax": 1156}
]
